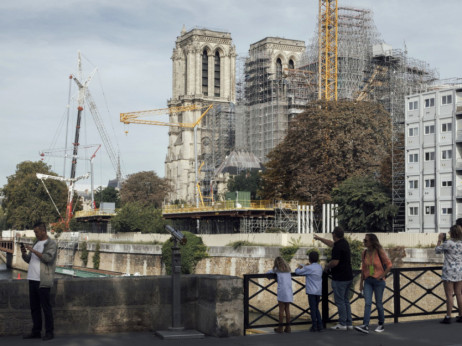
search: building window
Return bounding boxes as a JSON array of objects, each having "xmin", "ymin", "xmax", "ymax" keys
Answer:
[
  {"xmin": 276, "ymin": 58, "xmax": 282, "ymax": 79},
  {"xmin": 442, "ymin": 180, "xmax": 453, "ymax": 187},
  {"xmin": 409, "ymin": 207, "xmax": 419, "ymax": 216},
  {"xmin": 425, "ymin": 151, "xmax": 435, "ymax": 161},
  {"xmin": 425, "ymin": 125, "xmax": 435, "ymax": 134},
  {"xmin": 408, "ymin": 127, "xmax": 419, "ymax": 137},
  {"xmin": 408, "ymin": 100, "xmax": 418, "ymax": 110},
  {"xmin": 442, "ymin": 149, "xmax": 452, "ymax": 160},
  {"xmin": 442, "ymin": 207, "xmax": 453, "ymax": 215},
  {"xmin": 202, "ymin": 50, "xmax": 208, "ymax": 96},
  {"xmin": 425, "ymin": 206, "xmax": 435, "ymax": 215},
  {"xmin": 409, "ymin": 180, "xmax": 419, "ymax": 189},
  {"xmin": 214, "ymin": 51, "xmax": 220, "ymax": 97},
  {"xmin": 409, "ymin": 153, "xmax": 419, "ymax": 163},
  {"xmin": 425, "ymin": 179, "xmax": 435, "ymax": 188},
  {"xmin": 442, "ymin": 95, "xmax": 453, "ymax": 105},
  {"xmin": 441, "ymin": 122, "xmax": 452, "ymax": 132},
  {"xmin": 288, "ymin": 59, "xmax": 295, "ymax": 70},
  {"xmin": 424, "ymin": 97, "xmax": 435, "ymax": 108}
]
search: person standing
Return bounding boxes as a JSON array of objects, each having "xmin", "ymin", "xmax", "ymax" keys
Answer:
[
  {"xmin": 295, "ymin": 251, "xmax": 323, "ymax": 332},
  {"xmin": 314, "ymin": 226, "xmax": 353, "ymax": 330},
  {"xmin": 21, "ymin": 221, "xmax": 57, "ymax": 341},
  {"xmin": 355, "ymin": 234, "xmax": 392, "ymax": 334},
  {"xmin": 267, "ymin": 256, "xmax": 293, "ymax": 333},
  {"xmin": 435, "ymin": 225, "xmax": 462, "ymax": 324}
]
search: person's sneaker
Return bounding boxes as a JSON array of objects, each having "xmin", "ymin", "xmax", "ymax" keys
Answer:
[
  {"xmin": 375, "ymin": 324, "xmax": 385, "ymax": 333},
  {"xmin": 354, "ymin": 324, "xmax": 369, "ymax": 334},
  {"xmin": 274, "ymin": 326, "xmax": 284, "ymax": 333},
  {"xmin": 284, "ymin": 326, "xmax": 291, "ymax": 333},
  {"xmin": 456, "ymin": 316, "xmax": 462, "ymax": 323},
  {"xmin": 330, "ymin": 323, "xmax": 347, "ymax": 330},
  {"xmin": 42, "ymin": 333, "xmax": 54, "ymax": 341},
  {"xmin": 440, "ymin": 317, "xmax": 451, "ymax": 324},
  {"xmin": 347, "ymin": 325, "xmax": 354, "ymax": 330}
]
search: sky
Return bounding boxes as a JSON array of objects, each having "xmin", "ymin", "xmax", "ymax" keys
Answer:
[{"xmin": 1, "ymin": 0, "xmax": 461, "ymax": 192}]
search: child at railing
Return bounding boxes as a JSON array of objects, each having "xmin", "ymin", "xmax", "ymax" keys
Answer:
[
  {"xmin": 295, "ymin": 251, "xmax": 323, "ymax": 332},
  {"xmin": 267, "ymin": 256, "xmax": 293, "ymax": 333}
]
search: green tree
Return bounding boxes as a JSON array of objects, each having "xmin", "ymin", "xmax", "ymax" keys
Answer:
[
  {"xmin": 80, "ymin": 241, "xmax": 89, "ymax": 267},
  {"xmin": 120, "ymin": 171, "xmax": 171, "ymax": 208},
  {"xmin": 331, "ymin": 175, "xmax": 397, "ymax": 233},
  {"xmin": 2, "ymin": 161, "xmax": 68, "ymax": 229},
  {"xmin": 94, "ymin": 186, "xmax": 120, "ymax": 208},
  {"xmin": 92, "ymin": 242, "xmax": 100, "ymax": 269},
  {"xmin": 161, "ymin": 231, "xmax": 208, "ymax": 274},
  {"xmin": 0, "ymin": 206, "xmax": 7, "ymax": 231},
  {"xmin": 260, "ymin": 101, "xmax": 391, "ymax": 207},
  {"xmin": 111, "ymin": 201, "xmax": 168, "ymax": 233},
  {"xmin": 227, "ymin": 170, "xmax": 262, "ymax": 200}
]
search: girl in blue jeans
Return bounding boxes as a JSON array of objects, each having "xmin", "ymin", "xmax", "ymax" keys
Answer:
[{"xmin": 355, "ymin": 234, "xmax": 392, "ymax": 334}]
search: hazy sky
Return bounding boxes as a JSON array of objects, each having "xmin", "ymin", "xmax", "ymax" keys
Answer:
[{"xmin": 1, "ymin": 0, "xmax": 461, "ymax": 191}]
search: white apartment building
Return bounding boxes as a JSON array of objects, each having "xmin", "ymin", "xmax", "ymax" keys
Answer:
[{"xmin": 405, "ymin": 87, "xmax": 462, "ymax": 232}]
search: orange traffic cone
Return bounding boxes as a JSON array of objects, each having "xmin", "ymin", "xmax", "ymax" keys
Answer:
[{"xmin": 17, "ymin": 273, "xmax": 21, "ymax": 280}]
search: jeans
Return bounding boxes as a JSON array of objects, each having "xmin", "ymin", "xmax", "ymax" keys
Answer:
[
  {"xmin": 363, "ymin": 276, "xmax": 386, "ymax": 326},
  {"xmin": 308, "ymin": 294, "xmax": 323, "ymax": 330},
  {"xmin": 331, "ymin": 280, "xmax": 352, "ymax": 326},
  {"xmin": 29, "ymin": 280, "xmax": 54, "ymax": 335}
]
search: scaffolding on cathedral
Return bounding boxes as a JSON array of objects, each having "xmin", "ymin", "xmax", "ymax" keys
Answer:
[{"xmin": 301, "ymin": 6, "xmax": 438, "ymax": 231}]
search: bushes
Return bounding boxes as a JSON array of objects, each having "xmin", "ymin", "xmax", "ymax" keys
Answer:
[
  {"xmin": 161, "ymin": 232, "xmax": 208, "ymax": 274},
  {"xmin": 92, "ymin": 242, "xmax": 100, "ymax": 269},
  {"xmin": 80, "ymin": 241, "xmax": 88, "ymax": 267}
]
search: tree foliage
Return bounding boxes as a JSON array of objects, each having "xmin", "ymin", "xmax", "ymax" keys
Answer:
[
  {"xmin": 120, "ymin": 171, "xmax": 171, "ymax": 208},
  {"xmin": 2, "ymin": 161, "xmax": 68, "ymax": 229},
  {"xmin": 331, "ymin": 176, "xmax": 397, "ymax": 233},
  {"xmin": 227, "ymin": 170, "xmax": 262, "ymax": 200},
  {"xmin": 94, "ymin": 186, "xmax": 120, "ymax": 208},
  {"xmin": 260, "ymin": 101, "xmax": 391, "ymax": 207},
  {"xmin": 111, "ymin": 201, "xmax": 168, "ymax": 233},
  {"xmin": 162, "ymin": 231, "xmax": 208, "ymax": 274}
]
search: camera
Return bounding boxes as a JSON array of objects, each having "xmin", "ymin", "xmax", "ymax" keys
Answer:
[{"xmin": 165, "ymin": 225, "xmax": 187, "ymax": 245}]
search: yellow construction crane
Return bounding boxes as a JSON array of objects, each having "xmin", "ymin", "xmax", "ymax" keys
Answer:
[
  {"xmin": 120, "ymin": 104, "xmax": 214, "ymax": 207},
  {"xmin": 318, "ymin": 0, "xmax": 338, "ymax": 101}
]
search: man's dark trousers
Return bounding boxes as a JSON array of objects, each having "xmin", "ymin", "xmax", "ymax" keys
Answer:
[{"xmin": 29, "ymin": 280, "xmax": 53, "ymax": 336}]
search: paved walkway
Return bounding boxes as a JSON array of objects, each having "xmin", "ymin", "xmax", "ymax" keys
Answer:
[{"xmin": 1, "ymin": 319, "xmax": 461, "ymax": 346}]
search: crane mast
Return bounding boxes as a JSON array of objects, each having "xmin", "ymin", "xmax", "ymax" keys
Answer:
[{"xmin": 318, "ymin": 0, "xmax": 338, "ymax": 101}]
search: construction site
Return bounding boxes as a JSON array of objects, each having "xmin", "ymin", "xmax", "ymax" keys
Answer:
[{"xmin": 123, "ymin": 1, "xmax": 454, "ymax": 234}]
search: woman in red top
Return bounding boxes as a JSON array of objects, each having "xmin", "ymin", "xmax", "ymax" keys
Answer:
[{"xmin": 354, "ymin": 234, "xmax": 392, "ymax": 334}]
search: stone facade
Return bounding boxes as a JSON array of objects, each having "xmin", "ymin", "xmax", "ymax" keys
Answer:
[{"xmin": 166, "ymin": 28, "xmax": 236, "ymax": 203}]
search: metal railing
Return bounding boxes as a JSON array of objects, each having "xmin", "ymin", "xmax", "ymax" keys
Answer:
[{"xmin": 244, "ymin": 266, "xmax": 449, "ymax": 334}]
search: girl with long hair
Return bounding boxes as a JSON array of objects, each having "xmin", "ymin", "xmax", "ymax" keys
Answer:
[
  {"xmin": 355, "ymin": 234, "xmax": 392, "ymax": 334},
  {"xmin": 267, "ymin": 256, "xmax": 293, "ymax": 333}
]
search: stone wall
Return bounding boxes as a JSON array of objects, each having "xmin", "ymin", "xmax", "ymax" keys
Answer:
[{"xmin": 0, "ymin": 275, "xmax": 243, "ymax": 337}]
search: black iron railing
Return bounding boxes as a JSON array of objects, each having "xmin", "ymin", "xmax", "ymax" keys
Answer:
[{"xmin": 244, "ymin": 266, "xmax": 450, "ymax": 334}]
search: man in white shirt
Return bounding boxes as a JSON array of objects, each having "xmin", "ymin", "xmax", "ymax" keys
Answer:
[{"xmin": 21, "ymin": 221, "xmax": 57, "ymax": 341}]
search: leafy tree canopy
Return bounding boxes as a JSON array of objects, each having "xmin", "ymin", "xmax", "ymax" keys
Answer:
[
  {"xmin": 111, "ymin": 201, "xmax": 168, "ymax": 233},
  {"xmin": 331, "ymin": 175, "xmax": 398, "ymax": 233},
  {"xmin": 2, "ymin": 161, "xmax": 68, "ymax": 229},
  {"xmin": 120, "ymin": 171, "xmax": 171, "ymax": 208},
  {"xmin": 260, "ymin": 100, "xmax": 391, "ymax": 207},
  {"xmin": 94, "ymin": 186, "xmax": 120, "ymax": 208},
  {"xmin": 227, "ymin": 170, "xmax": 262, "ymax": 200}
]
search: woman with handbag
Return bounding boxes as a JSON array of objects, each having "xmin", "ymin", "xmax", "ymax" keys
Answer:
[{"xmin": 355, "ymin": 234, "xmax": 392, "ymax": 334}]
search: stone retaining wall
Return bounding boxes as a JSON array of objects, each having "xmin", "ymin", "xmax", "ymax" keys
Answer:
[{"xmin": 0, "ymin": 275, "xmax": 243, "ymax": 337}]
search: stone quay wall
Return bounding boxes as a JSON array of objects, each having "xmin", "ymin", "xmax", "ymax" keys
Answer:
[{"xmin": 0, "ymin": 275, "xmax": 243, "ymax": 337}]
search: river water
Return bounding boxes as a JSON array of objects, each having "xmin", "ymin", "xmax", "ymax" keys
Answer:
[{"xmin": 0, "ymin": 258, "xmax": 26, "ymax": 280}]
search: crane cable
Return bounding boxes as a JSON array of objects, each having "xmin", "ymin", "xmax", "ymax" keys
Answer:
[{"xmin": 39, "ymin": 179, "xmax": 63, "ymax": 218}]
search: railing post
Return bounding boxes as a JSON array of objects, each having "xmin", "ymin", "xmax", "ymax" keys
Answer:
[
  {"xmin": 321, "ymin": 272, "xmax": 329, "ymax": 328},
  {"xmin": 243, "ymin": 275, "xmax": 249, "ymax": 335},
  {"xmin": 393, "ymin": 268, "xmax": 400, "ymax": 323}
]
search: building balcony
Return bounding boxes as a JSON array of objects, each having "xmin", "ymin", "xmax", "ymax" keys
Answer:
[{"xmin": 456, "ymin": 159, "xmax": 462, "ymax": 170}]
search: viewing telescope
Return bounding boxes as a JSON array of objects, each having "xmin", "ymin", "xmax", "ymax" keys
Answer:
[{"xmin": 165, "ymin": 225, "xmax": 187, "ymax": 245}]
